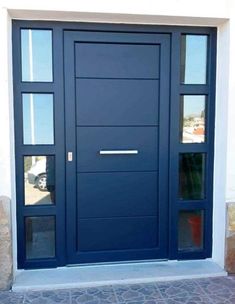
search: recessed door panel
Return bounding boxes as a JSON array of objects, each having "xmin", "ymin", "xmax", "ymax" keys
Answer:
[
  {"xmin": 76, "ymin": 79, "xmax": 159, "ymax": 126},
  {"xmin": 78, "ymin": 217, "xmax": 158, "ymax": 252},
  {"xmin": 77, "ymin": 172, "xmax": 158, "ymax": 218},
  {"xmin": 75, "ymin": 43, "xmax": 160, "ymax": 79},
  {"xmin": 76, "ymin": 126, "xmax": 158, "ymax": 172}
]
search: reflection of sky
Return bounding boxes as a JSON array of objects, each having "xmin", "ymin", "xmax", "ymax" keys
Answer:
[
  {"xmin": 185, "ymin": 35, "xmax": 207, "ymax": 84},
  {"xmin": 21, "ymin": 30, "xmax": 52, "ymax": 81},
  {"xmin": 23, "ymin": 94, "xmax": 54, "ymax": 144},
  {"xmin": 184, "ymin": 95, "xmax": 205, "ymax": 117}
]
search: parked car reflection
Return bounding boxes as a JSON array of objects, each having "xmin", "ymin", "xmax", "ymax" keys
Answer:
[{"xmin": 24, "ymin": 156, "xmax": 55, "ymax": 205}]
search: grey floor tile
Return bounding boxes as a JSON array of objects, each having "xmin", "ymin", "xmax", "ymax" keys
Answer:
[
  {"xmin": 163, "ymin": 295, "xmax": 213, "ymax": 304},
  {"xmin": 156, "ymin": 280, "xmax": 205, "ymax": 299},
  {"xmin": 3, "ymin": 278, "xmax": 235, "ymax": 304},
  {"xmin": 204, "ymin": 293, "xmax": 235, "ymax": 304},
  {"xmin": 113, "ymin": 283, "xmax": 163, "ymax": 303},
  {"xmin": 195, "ymin": 277, "xmax": 235, "ymax": 297},
  {"xmin": 24, "ymin": 290, "xmax": 70, "ymax": 304},
  {"xmin": 70, "ymin": 286, "xmax": 117, "ymax": 304},
  {"xmin": 119, "ymin": 300, "xmax": 166, "ymax": 304},
  {"xmin": 207, "ymin": 276, "xmax": 235, "ymax": 288},
  {"xmin": 0, "ymin": 291, "xmax": 24, "ymax": 304}
]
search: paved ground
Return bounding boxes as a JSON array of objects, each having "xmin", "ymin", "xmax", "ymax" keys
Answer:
[{"xmin": 0, "ymin": 276, "xmax": 235, "ymax": 304}]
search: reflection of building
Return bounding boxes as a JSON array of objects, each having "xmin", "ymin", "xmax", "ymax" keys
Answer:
[
  {"xmin": 183, "ymin": 115, "xmax": 205, "ymax": 143},
  {"xmin": 193, "ymin": 117, "xmax": 205, "ymax": 135}
]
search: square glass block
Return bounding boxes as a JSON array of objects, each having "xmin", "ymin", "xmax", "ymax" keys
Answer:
[
  {"xmin": 22, "ymin": 94, "xmax": 54, "ymax": 145},
  {"xmin": 181, "ymin": 35, "xmax": 208, "ymax": 84},
  {"xmin": 25, "ymin": 216, "xmax": 55, "ymax": 259},
  {"xmin": 21, "ymin": 29, "xmax": 53, "ymax": 82},
  {"xmin": 24, "ymin": 156, "xmax": 55, "ymax": 205},
  {"xmin": 178, "ymin": 210, "xmax": 204, "ymax": 251},
  {"xmin": 181, "ymin": 95, "xmax": 206, "ymax": 143},
  {"xmin": 179, "ymin": 153, "xmax": 205, "ymax": 200}
]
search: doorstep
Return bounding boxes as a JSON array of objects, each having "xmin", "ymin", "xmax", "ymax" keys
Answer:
[{"xmin": 12, "ymin": 259, "xmax": 227, "ymax": 292}]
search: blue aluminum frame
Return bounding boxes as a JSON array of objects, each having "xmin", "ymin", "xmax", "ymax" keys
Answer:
[{"xmin": 12, "ymin": 21, "xmax": 216, "ymax": 269}]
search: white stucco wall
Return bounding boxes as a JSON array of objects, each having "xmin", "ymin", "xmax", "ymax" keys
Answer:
[
  {"xmin": 2, "ymin": 0, "xmax": 231, "ymax": 21},
  {"xmin": 0, "ymin": 0, "xmax": 234, "ymax": 272},
  {"xmin": 226, "ymin": 11, "xmax": 235, "ymax": 202}
]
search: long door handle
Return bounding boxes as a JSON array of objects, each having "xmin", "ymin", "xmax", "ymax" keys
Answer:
[{"xmin": 99, "ymin": 150, "xmax": 138, "ymax": 155}]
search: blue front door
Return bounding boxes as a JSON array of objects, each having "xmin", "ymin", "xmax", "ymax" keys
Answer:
[
  {"xmin": 13, "ymin": 22, "xmax": 216, "ymax": 269},
  {"xmin": 64, "ymin": 31, "xmax": 170, "ymax": 263}
]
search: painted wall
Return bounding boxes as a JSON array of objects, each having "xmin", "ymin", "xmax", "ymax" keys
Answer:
[
  {"xmin": 0, "ymin": 0, "xmax": 234, "ymax": 271},
  {"xmin": 226, "ymin": 13, "xmax": 235, "ymax": 202},
  {"xmin": 2, "ymin": 0, "xmax": 231, "ymax": 20}
]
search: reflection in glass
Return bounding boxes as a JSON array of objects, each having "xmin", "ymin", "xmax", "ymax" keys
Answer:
[
  {"xmin": 179, "ymin": 153, "xmax": 205, "ymax": 200},
  {"xmin": 24, "ymin": 156, "xmax": 55, "ymax": 205},
  {"xmin": 21, "ymin": 29, "xmax": 53, "ymax": 82},
  {"xmin": 25, "ymin": 216, "xmax": 55, "ymax": 259},
  {"xmin": 178, "ymin": 210, "xmax": 204, "ymax": 251},
  {"xmin": 181, "ymin": 35, "xmax": 207, "ymax": 84},
  {"xmin": 23, "ymin": 94, "xmax": 54, "ymax": 145},
  {"xmin": 181, "ymin": 95, "xmax": 206, "ymax": 143}
]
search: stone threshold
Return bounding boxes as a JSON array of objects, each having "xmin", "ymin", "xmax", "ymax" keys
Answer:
[{"xmin": 12, "ymin": 259, "xmax": 227, "ymax": 292}]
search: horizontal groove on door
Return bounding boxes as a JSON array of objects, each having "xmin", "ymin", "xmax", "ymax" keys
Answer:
[
  {"xmin": 77, "ymin": 170, "xmax": 159, "ymax": 173},
  {"xmin": 79, "ymin": 215, "xmax": 158, "ymax": 219},
  {"xmin": 75, "ymin": 125, "xmax": 160, "ymax": 127},
  {"xmin": 75, "ymin": 77, "xmax": 160, "ymax": 80}
]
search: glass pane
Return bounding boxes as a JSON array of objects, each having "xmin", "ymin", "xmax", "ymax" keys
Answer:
[
  {"xmin": 25, "ymin": 216, "xmax": 55, "ymax": 259},
  {"xmin": 179, "ymin": 153, "xmax": 205, "ymax": 200},
  {"xmin": 22, "ymin": 94, "xmax": 54, "ymax": 145},
  {"xmin": 21, "ymin": 29, "xmax": 53, "ymax": 82},
  {"xmin": 181, "ymin": 35, "xmax": 207, "ymax": 84},
  {"xmin": 181, "ymin": 95, "xmax": 206, "ymax": 143},
  {"xmin": 24, "ymin": 156, "xmax": 55, "ymax": 205},
  {"xmin": 178, "ymin": 210, "xmax": 204, "ymax": 251}
]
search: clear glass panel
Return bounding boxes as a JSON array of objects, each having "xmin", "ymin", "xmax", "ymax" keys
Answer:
[
  {"xmin": 178, "ymin": 210, "xmax": 204, "ymax": 251},
  {"xmin": 22, "ymin": 94, "xmax": 54, "ymax": 145},
  {"xmin": 24, "ymin": 156, "xmax": 55, "ymax": 205},
  {"xmin": 181, "ymin": 95, "xmax": 206, "ymax": 143},
  {"xmin": 179, "ymin": 153, "xmax": 205, "ymax": 200},
  {"xmin": 21, "ymin": 29, "xmax": 53, "ymax": 82},
  {"xmin": 25, "ymin": 216, "xmax": 55, "ymax": 259},
  {"xmin": 181, "ymin": 35, "xmax": 207, "ymax": 84}
]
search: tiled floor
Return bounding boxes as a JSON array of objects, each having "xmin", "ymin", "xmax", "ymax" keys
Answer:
[{"xmin": 1, "ymin": 276, "xmax": 235, "ymax": 304}]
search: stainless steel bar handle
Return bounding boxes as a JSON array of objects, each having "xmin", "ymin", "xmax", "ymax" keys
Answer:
[{"xmin": 99, "ymin": 150, "xmax": 138, "ymax": 155}]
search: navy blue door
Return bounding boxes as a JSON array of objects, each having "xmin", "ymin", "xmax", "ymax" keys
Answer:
[{"xmin": 64, "ymin": 31, "xmax": 170, "ymax": 263}]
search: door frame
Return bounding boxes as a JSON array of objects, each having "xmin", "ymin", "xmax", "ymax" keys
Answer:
[{"xmin": 12, "ymin": 21, "xmax": 217, "ymax": 269}]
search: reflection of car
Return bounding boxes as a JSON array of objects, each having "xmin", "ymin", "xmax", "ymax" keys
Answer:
[{"xmin": 27, "ymin": 159, "xmax": 47, "ymax": 191}]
